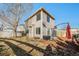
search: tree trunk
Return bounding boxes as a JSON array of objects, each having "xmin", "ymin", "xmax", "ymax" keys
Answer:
[{"xmin": 14, "ymin": 27, "xmax": 17, "ymax": 37}]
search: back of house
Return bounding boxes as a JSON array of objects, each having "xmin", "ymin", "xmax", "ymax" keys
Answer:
[{"xmin": 25, "ymin": 8, "xmax": 55, "ymax": 39}]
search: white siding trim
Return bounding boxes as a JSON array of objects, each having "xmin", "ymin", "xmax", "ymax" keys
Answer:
[{"xmin": 40, "ymin": 11, "xmax": 43, "ymax": 39}]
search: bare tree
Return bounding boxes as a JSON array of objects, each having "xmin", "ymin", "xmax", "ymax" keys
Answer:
[{"xmin": 0, "ymin": 3, "xmax": 33, "ymax": 37}]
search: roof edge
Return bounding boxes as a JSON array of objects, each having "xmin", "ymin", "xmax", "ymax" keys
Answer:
[{"xmin": 25, "ymin": 7, "xmax": 55, "ymax": 22}]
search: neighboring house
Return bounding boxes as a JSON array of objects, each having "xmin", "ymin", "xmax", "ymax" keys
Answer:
[
  {"xmin": 0, "ymin": 25, "xmax": 15, "ymax": 38},
  {"xmin": 0, "ymin": 20, "xmax": 15, "ymax": 38},
  {"xmin": 0, "ymin": 24, "xmax": 25, "ymax": 38},
  {"xmin": 16, "ymin": 24, "xmax": 25, "ymax": 36},
  {"xmin": 25, "ymin": 8, "xmax": 55, "ymax": 39}
]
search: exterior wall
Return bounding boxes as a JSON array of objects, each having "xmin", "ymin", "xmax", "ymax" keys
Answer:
[
  {"xmin": 26, "ymin": 10, "xmax": 54, "ymax": 39},
  {"xmin": 26, "ymin": 12, "xmax": 42, "ymax": 38},
  {"xmin": 34, "ymin": 18, "xmax": 41, "ymax": 38},
  {"xmin": 27, "ymin": 16, "xmax": 36, "ymax": 38},
  {"xmin": 42, "ymin": 11, "xmax": 48, "ymax": 36},
  {"xmin": 42, "ymin": 11, "xmax": 54, "ymax": 38},
  {"xmin": 50, "ymin": 18, "xmax": 54, "ymax": 29}
]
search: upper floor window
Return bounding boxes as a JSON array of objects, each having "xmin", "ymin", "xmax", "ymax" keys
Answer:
[
  {"xmin": 47, "ymin": 15, "xmax": 50, "ymax": 23},
  {"xmin": 37, "ymin": 13, "xmax": 41, "ymax": 21}
]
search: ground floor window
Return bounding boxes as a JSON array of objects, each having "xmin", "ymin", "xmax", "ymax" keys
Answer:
[{"xmin": 36, "ymin": 27, "xmax": 40, "ymax": 34}]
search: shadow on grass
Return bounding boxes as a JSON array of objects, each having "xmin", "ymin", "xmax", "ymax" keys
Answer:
[
  {"xmin": 0, "ymin": 45, "xmax": 5, "ymax": 47},
  {"xmin": 0, "ymin": 38, "xmax": 47, "ymax": 55},
  {"xmin": 9, "ymin": 39, "xmax": 57, "ymax": 56},
  {"xmin": 0, "ymin": 40, "xmax": 32, "ymax": 56},
  {"xmin": 4, "ymin": 38, "xmax": 55, "ymax": 56},
  {"xmin": 57, "ymin": 37, "xmax": 79, "ymax": 51},
  {"xmin": 9, "ymin": 39, "xmax": 45, "ymax": 53},
  {"xmin": 65, "ymin": 41, "xmax": 79, "ymax": 52}
]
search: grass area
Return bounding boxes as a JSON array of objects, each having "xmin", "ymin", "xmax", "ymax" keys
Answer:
[{"xmin": 0, "ymin": 36, "xmax": 79, "ymax": 56}]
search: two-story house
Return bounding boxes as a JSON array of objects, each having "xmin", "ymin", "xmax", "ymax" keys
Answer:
[{"xmin": 25, "ymin": 8, "xmax": 55, "ymax": 39}]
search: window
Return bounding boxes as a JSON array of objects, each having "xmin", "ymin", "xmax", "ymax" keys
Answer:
[
  {"xmin": 37, "ymin": 13, "xmax": 41, "ymax": 21},
  {"xmin": 36, "ymin": 27, "xmax": 40, "ymax": 34},
  {"xmin": 47, "ymin": 15, "xmax": 50, "ymax": 23}
]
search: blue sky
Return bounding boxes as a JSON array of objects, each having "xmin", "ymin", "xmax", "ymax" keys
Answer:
[
  {"xmin": 20, "ymin": 3, "xmax": 79, "ymax": 29},
  {"xmin": 0, "ymin": 3, "xmax": 79, "ymax": 29}
]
